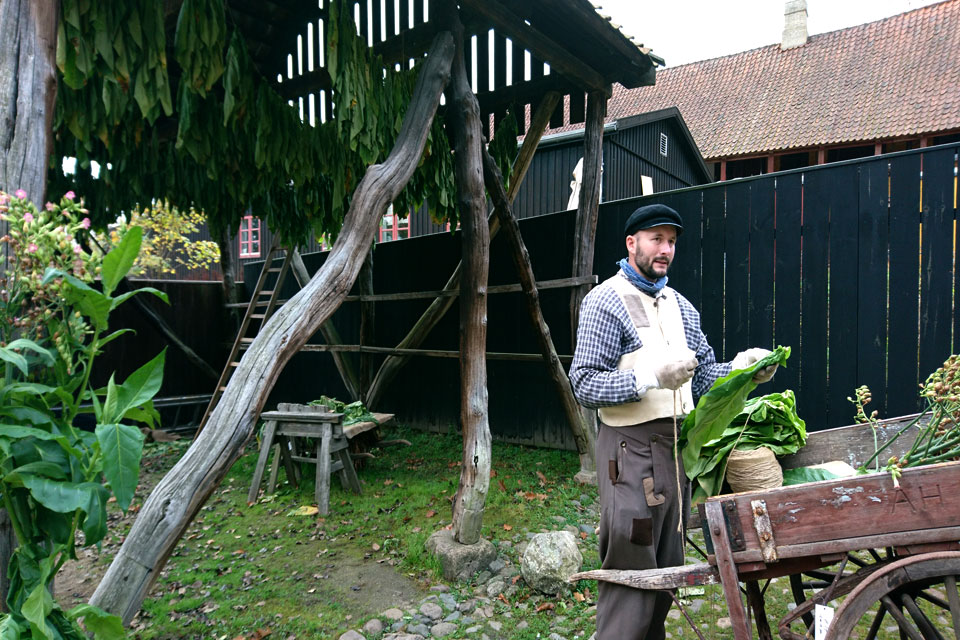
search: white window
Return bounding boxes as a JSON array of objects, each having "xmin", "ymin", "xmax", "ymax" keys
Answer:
[{"xmin": 659, "ymin": 132, "xmax": 669, "ymax": 157}]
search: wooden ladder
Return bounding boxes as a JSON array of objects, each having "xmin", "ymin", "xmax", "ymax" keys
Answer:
[{"xmin": 196, "ymin": 241, "xmax": 293, "ymax": 433}]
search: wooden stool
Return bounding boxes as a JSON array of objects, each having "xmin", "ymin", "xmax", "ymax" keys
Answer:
[{"xmin": 247, "ymin": 404, "xmax": 361, "ymax": 515}]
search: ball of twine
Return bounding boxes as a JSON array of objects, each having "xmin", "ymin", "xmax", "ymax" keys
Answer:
[{"xmin": 725, "ymin": 446, "xmax": 783, "ymax": 493}]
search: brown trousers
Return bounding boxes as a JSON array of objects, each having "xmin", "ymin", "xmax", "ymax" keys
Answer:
[{"xmin": 596, "ymin": 418, "xmax": 688, "ymax": 640}]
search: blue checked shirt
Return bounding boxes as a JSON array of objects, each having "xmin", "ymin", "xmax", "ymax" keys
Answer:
[{"xmin": 569, "ymin": 273, "xmax": 731, "ymax": 409}]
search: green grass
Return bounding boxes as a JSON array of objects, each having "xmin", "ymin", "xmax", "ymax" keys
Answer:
[{"xmin": 71, "ymin": 428, "xmax": 952, "ymax": 639}]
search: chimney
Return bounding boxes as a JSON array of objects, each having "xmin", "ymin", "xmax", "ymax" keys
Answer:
[{"xmin": 781, "ymin": 0, "xmax": 808, "ymax": 50}]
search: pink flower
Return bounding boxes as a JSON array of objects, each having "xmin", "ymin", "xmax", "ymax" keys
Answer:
[
  {"xmin": 81, "ymin": 218, "xmax": 91, "ymax": 229},
  {"xmin": 45, "ymin": 202, "xmax": 55, "ymax": 211},
  {"xmin": 26, "ymin": 243, "xmax": 38, "ymax": 254},
  {"xmin": 73, "ymin": 242, "xmax": 82, "ymax": 255},
  {"xmin": 23, "ymin": 212, "xmax": 34, "ymax": 223},
  {"xmin": 64, "ymin": 191, "xmax": 76, "ymax": 200},
  {"xmin": 15, "ymin": 189, "xmax": 26, "ymax": 200},
  {"xmin": 0, "ymin": 194, "xmax": 8, "ymax": 205}
]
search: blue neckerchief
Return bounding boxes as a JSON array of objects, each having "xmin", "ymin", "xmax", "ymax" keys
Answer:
[{"xmin": 617, "ymin": 258, "xmax": 668, "ymax": 296}]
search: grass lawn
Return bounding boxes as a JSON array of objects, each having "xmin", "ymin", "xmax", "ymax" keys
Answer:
[{"xmin": 55, "ymin": 424, "xmax": 954, "ymax": 639}]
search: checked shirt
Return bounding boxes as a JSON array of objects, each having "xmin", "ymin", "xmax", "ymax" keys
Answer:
[{"xmin": 569, "ymin": 271, "xmax": 731, "ymax": 409}]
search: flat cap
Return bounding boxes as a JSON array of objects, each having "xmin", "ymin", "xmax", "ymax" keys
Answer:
[{"xmin": 624, "ymin": 204, "xmax": 683, "ymax": 236}]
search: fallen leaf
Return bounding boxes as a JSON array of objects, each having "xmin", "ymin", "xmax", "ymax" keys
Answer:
[
  {"xmin": 426, "ymin": 510, "xmax": 437, "ymax": 518},
  {"xmin": 573, "ymin": 592, "xmax": 585, "ymax": 602},
  {"xmin": 536, "ymin": 602, "xmax": 555, "ymax": 612},
  {"xmin": 498, "ymin": 479, "xmax": 507, "ymax": 492},
  {"xmin": 498, "ymin": 593, "xmax": 509, "ymax": 604},
  {"xmin": 584, "ymin": 587, "xmax": 592, "ymax": 599},
  {"xmin": 287, "ymin": 506, "xmax": 319, "ymax": 517},
  {"xmin": 503, "ymin": 524, "xmax": 512, "ymax": 531},
  {"xmin": 536, "ymin": 471, "xmax": 548, "ymax": 485},
  {"xmin": 580, "ymin": 532, "xmax": 588, "ymax": 539},
  {"xmin": 372, "ymin": 543, "xmax": 381, "ymax": 551},
  {"xmin": 490, "ymin": 469, "xmax": 498, "ymax": 477},
  {"xmin": 512, "ymin": 575, "xmax": 521, "ymax": 584}
]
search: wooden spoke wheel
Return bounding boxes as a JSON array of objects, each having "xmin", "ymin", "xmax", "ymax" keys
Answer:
[
  {"xmin": 824, "ymin": 551, "xmax": 960, "ymax": 640},
  {"xmin": 789, "ymin": 550, "xmax": 887, "ymax": 629}
]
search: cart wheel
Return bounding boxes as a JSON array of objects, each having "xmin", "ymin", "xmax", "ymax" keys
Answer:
[
  {"xmin": 824, "ymin": 551, "xmax": 960, "ymax": 640},
  {"xmin": 789, "ymin": 551, "xmax": 884, "ymax": 629}
]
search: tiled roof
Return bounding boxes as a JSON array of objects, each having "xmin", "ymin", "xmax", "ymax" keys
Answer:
[{"xmin": 560, "ymin": 0, "xmax": 960, "ymax": 160}]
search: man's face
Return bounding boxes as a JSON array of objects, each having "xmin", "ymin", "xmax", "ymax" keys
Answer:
[{"xmin": 626, "ymin": 225, "xmax": 678, "ymax": 281}]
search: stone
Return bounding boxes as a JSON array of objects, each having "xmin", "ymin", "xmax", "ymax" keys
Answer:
[
  {"xmin": 420, "ymin": 602, "xmax": 443, "ymax": 620},
  {"xmin": 515, "ymin": 620, "xmax": 529, "ymax": 630},
  {"xmin": 464, "ymin": 625, "xmax": 482, "ymax": 633},
  {"xmin": 548, "ymin": 634, "xmax": 567, "ymax": 640},
  {"xmin": 382, "ymin": 608, "xmax": 405, "ymax": 621},
  {"xmin": 438, "ymin": 593, "xmax": 458, "ymax": 611},
  {"xmin": 383, "ymin": 635, "xmax": 425, "ymax": 640},
  {"xmin": 339, "ymin": 632, "xmax": 365, "ymax": 640},
  {"xmin": 520, "ymin": 531, "xmax": 583, "ymax": 594},
  {"xmin": 407, "ymin": 623, "xmax": 431, "ymax": 637},
  {"xmin": 430, "ymin": 622, "xmax": 458, "ymax": 638},
  {"xmin": 578, "ymin": 524, "xmax": 594, "ymax": 535},
  {"xmin": 488, "ymin": 558, "xmax": 506, "ymax": 573},
  {"xmin": 488, "ymin": 621, "xmax": 502, "ymax": 631},
  {"xmin": 426, "ymin": 529, "xmax": 498, "ymax": 582},
  {"xmin": 717, "ymin": 617, "xmax": 732, "ymax": 629},
  {"xmin": 475, "ymin": 570, "xmax": 492, "ymax": 585},
  {"xmin": 485, "ymin": 578, "xmax": 506, "ymax": 598},
  {"xmin": 363, "ymin": 619, "xmax": 384, "ymax": 635},
  {"xmin": 443, "ymin": 611, "xmax": 461, "ymax": 623},
  {"xmin": 429, "ymin": 584, "xmax": 450, "ymax": 593}
]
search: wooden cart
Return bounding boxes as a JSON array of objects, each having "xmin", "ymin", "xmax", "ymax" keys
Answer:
[{"xmin": 572, "ymin": 413, "xmax": 960, "ymax": 639}]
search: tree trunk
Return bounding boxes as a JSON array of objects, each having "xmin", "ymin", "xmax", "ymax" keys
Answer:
[
  {"xmin": 88, "ymin": 32, "xmax": 456, "ymax": 624},
  {"xmin": 288, "ymin": 248, "xmax": 362, "ymax": 401},
  {"xmin": 569, "ymin": 89, "xmax": 607, "ymax": 347},
  {"xmin": 479, "ymin": 148, "xmax": 597, "ymax": 481},
  {"xmin": 364, "ymin": 92, "xmax": 561, "ymax": 409},
  {"xmin": 0, "ymin": 0, "xmax": 60, "ymax": 611},
  {"xmin": 445, "ymin": 14, "xmax": 490, "ymax": 546},
  {"xmin": 217, "ymin": 224, "xmax": 240, "ymax": 312},
  {"xmin": 358, "ymin": 247, "xmax": 375, "ymax": 400}
]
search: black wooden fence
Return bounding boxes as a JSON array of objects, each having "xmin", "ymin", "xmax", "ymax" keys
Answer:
[{"xmin": 247, "ymin": 142, "xmax": 958, "ymax": 443}]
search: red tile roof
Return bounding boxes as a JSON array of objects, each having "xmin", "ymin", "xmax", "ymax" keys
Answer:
[{"xmin": 560, "ymin": 0, "xmax": 960, "ymax": 160}]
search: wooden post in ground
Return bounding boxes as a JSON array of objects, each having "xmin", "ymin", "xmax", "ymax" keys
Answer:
[
  {"xmin": 89, "ymin": 32, "xmax": 456, "ymax": 624},
  {"xmin": 0, "ymin": 0, "xmax": 60, "ymax": 610},
  {"xmin": 480, "ymin": 147, "xmax": 596, "ymax": 481},
  {"xmin": 444, "ymin": 7, "xmax": 491, "ymax": 546},
  {"xmin": 289, "ymin": 248, "xmax": 362, "ymax": 401},
  {"xmin": 364, "ymin": 92, "xmax": 561, "ymax": 409},
  {"xmin": 358, "ymin": 247, "xmax": 375, "ymax": 399}
]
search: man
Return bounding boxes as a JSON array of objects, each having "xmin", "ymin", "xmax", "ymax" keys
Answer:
[{"xmin": 568, "ymin": 203, "xmax": 776, "ymax": 640}]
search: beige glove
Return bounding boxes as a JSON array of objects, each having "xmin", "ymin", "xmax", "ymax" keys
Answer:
[
  {"xmin": 731, "ymin": 347, "xmax": 777, "ymax": 384},
  {"xmin": 654, "ymin": 357, "xmax": 699, "ymax": 390}
]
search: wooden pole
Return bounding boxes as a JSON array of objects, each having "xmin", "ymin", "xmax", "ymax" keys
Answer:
[
  {"xmin": 364, "ymin": 91, "xmax": 561, "ymax": 408},
  {"xmin": 358, "ymin": 247, "xmax": 375, "ymax": 399},
  {"xmin": 569, "ymin": 89, "xmax": 607, "ymax": 347},
  {"xmin": 0, "ymin": 0, "xmax": 60, "ymax": 610},
  {"xmin": 444, "ymin": 8, "xmax": 491, "ymax": 546},
  {"xmin": 89, "ymin": 31, "xmax": 456, "ymax": 624},
  {"xmin": 288, "ymin": 248, "xmax": 362, "ymax": 401},
  {"xmin": 480, "ymin": 147, "xmax": 596, "ymax": 480}
]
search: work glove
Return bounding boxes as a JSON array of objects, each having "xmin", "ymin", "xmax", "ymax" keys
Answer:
[
  {"xmin": 731, "ymin": 347, "xmax": 778, "ymax": 384},
  {"xmin": 653, "ymin": 357, "xmax": 699, "ymax": 390}
]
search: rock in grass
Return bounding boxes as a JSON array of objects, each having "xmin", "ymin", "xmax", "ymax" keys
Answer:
[
  {"xmin": 338, "ymin": 631, "xmax": 365, "ymax": 640},
  {"xmin": 426, "ymin": 529, "xmax": 497, "ymax": 582},
  {"xmin": 430, "ymin": 622, "xmax": 458, "ymax": 637},
  {"xmin": 520, "ymin": 531, "xmax": 583, "ymax": 594},
  {"xmin": 363, "ymin": 618, "xmax": 384, "ymax": 635}
]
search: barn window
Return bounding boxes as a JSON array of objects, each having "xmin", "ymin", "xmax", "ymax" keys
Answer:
[
  {"xmin": 239, "ymin": 215, "xmax": 261, "ymax": 258},
  {"xmin": 659, "ymin": 133, "xmax": 669, "ymax": 157}
]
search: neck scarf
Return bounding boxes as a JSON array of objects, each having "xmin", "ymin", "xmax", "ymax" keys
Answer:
[{"xmin": 617, "ymin": 257, "xmax": 668, "ymax": 296}]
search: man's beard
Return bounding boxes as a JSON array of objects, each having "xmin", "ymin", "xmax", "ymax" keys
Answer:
[{"xmin": 636, "ymin": 254, "xmax": 669, "ymax": 281}]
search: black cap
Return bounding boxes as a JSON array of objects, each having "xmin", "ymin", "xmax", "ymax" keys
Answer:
[{"xmin": 624, "ymin": 204, "xmax": 683, "ymax": 236}]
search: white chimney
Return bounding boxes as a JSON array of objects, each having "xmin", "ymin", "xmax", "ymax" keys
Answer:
[{"xmin": 781, "ymin": 0, "xmax": 808, "ymax": 50}]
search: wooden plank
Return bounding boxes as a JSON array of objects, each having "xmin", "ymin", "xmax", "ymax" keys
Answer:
[
  {"xmin": 826, "ymin": 163, "xmax": 860, "ymax": 426},
  {"xmin": 398, "ymin": 0, "xmax": 409, "ymax": 31},
  {"xmin": 918, "ymin": 146, "xmax": 955, "ymax": 379},
  {"xmin": 701, "ymin": 186, "xmax": 727, "ymax": 359},
  {"xmin": 476, "ymin": 26, "xmax": 490, "ymax": 93},
  {"xmin": 705, "ymin": 500, "xmax": 752, "ymax": 639},
  {"xmin": 748, "ymin": 176, "xmax": 775, "ymax": 350},
  {"xmin": 260, "ymin": 410, "xmax": 342, "ymax": 422},
  {"xmin": 716, "ymin": 461, "xmax": 960, "ymax": 556},
  {"xmin": 774, "ymin": 173, "xmax": 802, "ymax": 398},
  {"xmin": 569, "ymin": 562, "xmax": 720, "ymax": 590},
  {"xmin": 337, "ymin": 274, "xmax": 599, "ymax": 301},
  {"xmin": 316, "ymin": 423, "xmax": 332, "ymax": 515},
  {"xmin": 568, "ymin": 90, "xmax": 585, "ymax": 125},
  {"xmin": 493, "ymin": 32, "xmax": 506, "ymax": 91},
  {"xmin": 723, "ymin": 181, "xmax": 751, "ymax": 356},
  {"xmin": 247, "ymin": 420, "xmax": 278, "ymax": 503},
  {"xmin": 343, "ymin": 412, "xmax": 394, "ymax": 439},
  {"xmin": 778, "ymin": 412, "xmax": 925, "ymax": 470},
  {"xmin": 887, "ymin": 153, "xmax": 922, "ymax": 417},
  {"xmin": 668, "ymin": 189, "xmax": 703, "ymax": 311},
  {"xmin": 800, "ymin": 169, "xmax": 831, "ymax": 429},
  {"xmin": 372, "ymin": 0, "xmax": 383, "ymax": 42},
  {"xmin": 857, "ymin": 158, "xmax": 891, "ymax": 415},
  {"xmin": 300, "ymin": 344, "xmax": 574, "ymax": 362},
  {"xmin": 413, "ymin": 0, "xmax": 423, "ymax": 25}
]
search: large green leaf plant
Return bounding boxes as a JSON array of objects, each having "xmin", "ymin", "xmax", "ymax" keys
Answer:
[{"xmin": 1, "ymin": 191, "xmax": 166, "ymax": 639}]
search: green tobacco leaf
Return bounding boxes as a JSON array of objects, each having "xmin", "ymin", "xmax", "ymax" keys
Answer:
[
  {"xmin": 22, "ymin": 584, "xmax": 55, "ymax": 640},
  {"xmin": 0, "ymin": 349, "xmax": 28, "ymax": 376},
  {"xmin": 102, "ymin": 375, "xmax": 120, "ymax": 425},
  {"xmin": 97, "ymin": 328, "xmax": 135, "ymax": 349},
  {"xmin": 110, "ymin": 286, "xmax": 169, "ymax": 310},
  {"xmin": 0, "ymin": 426, "xmax": 61, "ymax": 441},
  {"xmin": 0, "ymin": 614, "xmax": 24, "ymax": 640},
  {"xmin": 95, "ymin": 423, "xmax": 144, "ymax": 512},
  {"xmin": 80, "ymin": 484, "xmax": 110, "ymax": 544},
  {"xmin": 66, "ymin": 604, "xmax": 125, "ymax": 640},
  {"xmin": 6, "ymin": 461, "xmax": 67, "ymax": 482},
  {"xmin": 20, "ymin": 475, "xmax": 94, "ymax": 513},
  {"xmin": 681, "ymin": 346, "xmax": 791, "ymax": 473},
  {"xmin": 114, "ymin": 349, "xmax": 166, "ymax": 420},
  {"xmin": 5, "ymin": 339, "xmax": 55, "ymax": 367},
  {"xmin": 782, "ymin": 466, "xmax": 846, "ymax": 486},
  {"xmin": 101, "ymin": 225, "xmax": 143, "ymax": 295},
  {"xmin": 44, "ymin": 269, "xmax": 111, "ymax": 328}
]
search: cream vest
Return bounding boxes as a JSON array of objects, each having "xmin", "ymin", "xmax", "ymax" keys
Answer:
[{"xmin": 598, "ymin": 273, "xmax": 696, "ymax": 426}]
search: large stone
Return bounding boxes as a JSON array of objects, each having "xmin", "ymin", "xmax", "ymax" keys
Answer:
[
  {"xmin": 520, "ymin": 531, "xmax": 583, "ymax": 594},
  {"xmin": 339, "ymin": 631, "xmax": 365, "ymax": 640},
  {"xmin": 426, "ymin": 529, "xmax": 498, "ymax": 582}
]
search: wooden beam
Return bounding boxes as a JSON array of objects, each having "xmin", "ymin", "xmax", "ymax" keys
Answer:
[
  {"xmin": 300, "ymin": 344, "xmax": 574, "ymax": 363},
  {"xmin": 460, "ymin": 0, "xmax": 610, "ymax": 94}
]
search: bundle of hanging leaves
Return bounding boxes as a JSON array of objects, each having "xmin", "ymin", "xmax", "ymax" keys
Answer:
[
  {"xmin": 50, "ymin": 0, "xmax": 514, "ymax": 245},
  {"xmin": 685, "ymin": 390, "xmax": 807, "ymax": 504}
]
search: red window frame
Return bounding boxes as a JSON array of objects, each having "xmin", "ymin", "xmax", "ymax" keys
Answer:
[
  {"xmin": 378, "ymin": 206, "xmax": 409, "ymax": 242},
  {"xmin": 239, "ymin": 215, "xmax": 261, "ymax": 258}
]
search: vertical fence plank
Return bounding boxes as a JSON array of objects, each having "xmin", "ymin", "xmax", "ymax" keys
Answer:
[
  {"xmin": 918, "ymin": 146, "xmax": 956, "ymax": 380},
  {"xmin": 857, "ymin": 158, "xmax": 891, "ymax": 416},
  {"xmin": 774, "ymin": 173, "xmax": 802, "ymax": 400},
  {"xmin": 669, "ymin": 190, "xmax": 704, "ymax": 313},
  {"xmin": 826, "ymin": 164, "xmax": 860, "ymax": 425},
  {"xmin": 887, "ymin": 153, "xmax": 922, "ymax": 416},
  {"xmin": 800, "ymin": 170, "xmax": 830, "ymax": 429},
  {"xmin": 723, "ymin": 181, "xmax": 751, "ymax": 356},
  {"xmin": 385, "ymin": 0, "xmax": 396, "ymax": 38},
  {"xmin": 493, "ymin": 32, "xmax": 506, "ymax": 92},
  {"xmin": 371, "ymin": 0, "xmax": 383, "ymax": 42},
  {"xmin": 749, "ymin": 176, "xmax": 775, "ymax": 350},
  {"xmin": 476, "ymin": 28, "xmax": 490, "ymax": 93},
  {"xmin": 701, "ymin": 187, "xmax": 726, "ymax": 359}
]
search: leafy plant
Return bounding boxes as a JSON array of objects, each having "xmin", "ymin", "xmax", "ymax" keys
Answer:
[
  {"xmin": 684, "ymin": 390, "xmax": 807, "ymax": 503},
  {"xmin": 1, "ymin": 191, "xmax": 167, "ymax": 639},
  {"xmin": 308, "ymin": 395, "xmax": 378, "ymax": 427}
]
